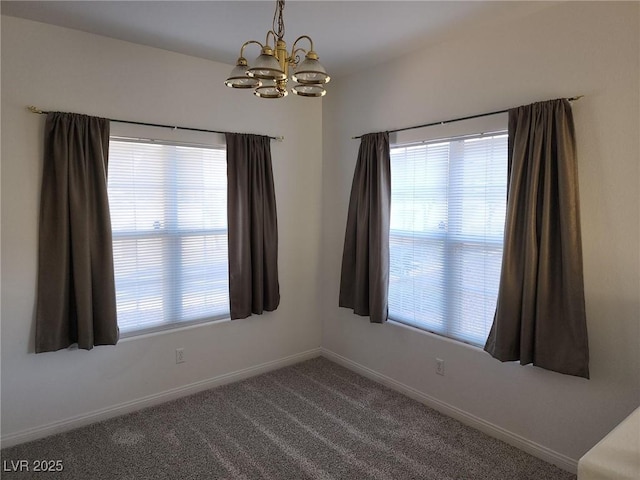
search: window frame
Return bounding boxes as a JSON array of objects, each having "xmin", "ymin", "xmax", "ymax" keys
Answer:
[
  {"xmin": 108, "ymin": 135, "xmax": 230, "ymax": 338},
  {"xmin": 388, "ymin": 128, "xmax": 508, "ymax": 348}
]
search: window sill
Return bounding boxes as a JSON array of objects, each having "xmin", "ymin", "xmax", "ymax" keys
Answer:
[
  {"xmin": 118, "ymin": 315, "xmax": 231, "ymax": 342},
  {"xmin": 387, "ymin": 318, "xmax": 486, "ymax": 352}
]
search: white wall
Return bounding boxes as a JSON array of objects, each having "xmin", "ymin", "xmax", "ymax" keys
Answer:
[
  {"xmin": 321, "ymin": 0, "xmax": 639, "ymax": 470},
  {"xmin": 1, "ymin": 16, "xmax": 323, "ymax": 444}
]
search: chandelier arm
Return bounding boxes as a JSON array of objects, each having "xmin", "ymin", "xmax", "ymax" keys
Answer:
[
  {"xmin": 291, "ymin": 35, "xmax": 314, "ymax": 54},
  {"xmin": 265, "ymin": 30, "xmax": 278, "ymax": 49},
  {"xmin": 240, "ymin": 40, "xmax": 265, "ymax": 58},
  {"xmin": 289, "ymin": 47, "xmax": 307, "ymax": 66}
]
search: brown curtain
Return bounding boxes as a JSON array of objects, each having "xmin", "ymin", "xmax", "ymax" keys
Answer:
[
  {"xmin": 484, "ymin": 99, "xmax": 589, "ymax": 378},
  {"xmin": 339, "ymin": 132, "xmax": 391, "ymax": 323},
  {"xmin": 35, "ymin": 112, "xmax": 119, "ymax": 352},
  {"xmin": 226, "ymin": 133, "xmax": 280, "ymax": 319}
]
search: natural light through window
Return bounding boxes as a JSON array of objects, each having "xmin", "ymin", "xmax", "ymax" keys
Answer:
[
  {"xmin": 388, "ymin": 132, "xmax": 508, "ymax": 346},
  {"xmin": 108, "ymin": 139, "xmax": 229, "ymax": 336}
]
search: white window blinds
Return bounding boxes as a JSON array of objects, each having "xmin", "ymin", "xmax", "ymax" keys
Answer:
[
  {"xmin": 108, "ymin": 139, "xmax": 229, "ymax": 336},
  {"xmin": 388, "ymin": 133, "xmax": 507, "ymax": 346}
]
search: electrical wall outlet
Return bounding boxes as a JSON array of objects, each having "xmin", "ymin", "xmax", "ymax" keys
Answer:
[
  {"xmin": 436, "ymin": 358, "xmax": 445, "ymax": 376},
  {"xmin": 176, "ymin": 348, "xmax": 185, "ymax": 364}
]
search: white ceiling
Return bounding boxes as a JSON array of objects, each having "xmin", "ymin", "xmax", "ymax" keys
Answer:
[{"xmin": 1, "ymin": 1, "xmax": 553, "ymax": 79}]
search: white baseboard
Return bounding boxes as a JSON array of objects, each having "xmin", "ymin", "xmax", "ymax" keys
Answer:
[
  {"xmin": 1, "ymin": 348, "xmax": 322, "ymax": 449},
  {"xmin": 321, "ymin": 347, "xmax": 578, "ymax": 474}
]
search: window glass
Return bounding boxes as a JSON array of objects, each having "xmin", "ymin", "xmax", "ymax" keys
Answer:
[
  {"xmin": 388, "ymin": 133, "xmax": 507, "ymax": 346},
  {"xmin": 108, "ymin": 139, "xmax": 229, "ymax": 336}
]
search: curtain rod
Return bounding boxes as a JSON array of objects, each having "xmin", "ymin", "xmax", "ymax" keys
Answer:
[
  {"xmin": 27, "ymin": 106, "xmax": 284, "ymax": 142},
  {"xmin": 352, "ymin": 95, "xmax": 584, "ymax": 140}
]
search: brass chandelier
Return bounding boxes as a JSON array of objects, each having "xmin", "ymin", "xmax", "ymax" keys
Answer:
[{"xmin": 224, "ymin": 0, "xmax": 330, "ymax": 98}]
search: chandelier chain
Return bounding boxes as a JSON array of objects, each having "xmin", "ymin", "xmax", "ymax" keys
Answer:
[{"xmin": 272, "ymin": 0, "xmax": 285, "ymax": 39}]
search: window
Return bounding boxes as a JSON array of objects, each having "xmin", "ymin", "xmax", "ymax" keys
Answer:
[
  {"xmin": 388, "ymin": 132, "xmax": 508, "ymax": 347},
  {"xmin": 107, "ymin": 138, "xmax": 229, "ymax": 336}
]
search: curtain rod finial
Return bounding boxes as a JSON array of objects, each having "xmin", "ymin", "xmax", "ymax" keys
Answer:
[
  {"xmin": 275, "ymin": 136, "xmax": 284, "ymax": 142},
  {"xmin": 27, "ymin": 106, "xmax": 44, "ymax": 114}
]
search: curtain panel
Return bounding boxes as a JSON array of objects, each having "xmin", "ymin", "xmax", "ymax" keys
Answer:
[
  {"xmin": 484, "ymin": 99, "xmax": 589, "ymax": 378},
  {"xmin": 225, "ymin": 133, "xmax": 280, "ymax": 319},
  {"xmin": 339, "ymin": 132, "xmax": 391, "ymax": 324},
  {"xmin": 35, "ymin": 112, "xmax": 119, "ymax": 352}
]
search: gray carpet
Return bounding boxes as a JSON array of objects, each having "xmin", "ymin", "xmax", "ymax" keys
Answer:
[{"xmin": 1, "ymin": 357, "xmax": 575, "ymax": 479}]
